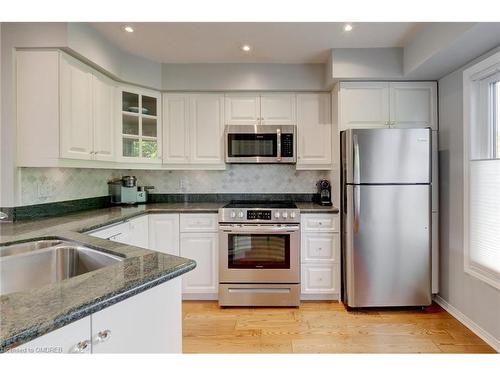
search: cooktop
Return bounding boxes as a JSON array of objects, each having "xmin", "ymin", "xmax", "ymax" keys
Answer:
[{"xmin": 223, "ymin": 200, "xmax": 297, "ymax": 209}]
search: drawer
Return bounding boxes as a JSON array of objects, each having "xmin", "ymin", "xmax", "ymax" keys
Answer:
[
  {"xmin": 87, "ymin": 221, "xmax": 129, "ymax": 240},
  {"xmin": 301, "ymin": 264, "xmax": 340, "ymax": 294},
  {"xmin": 301, "ymin": 214, "xmax": 339, "ymax": 232},
  {"xmin": 301, "ymin": 232, "xmax": 340, "ymax": 262},
  {"xmin": 180, "ymin": 213, "xmax": 218, "ymax": 232}
]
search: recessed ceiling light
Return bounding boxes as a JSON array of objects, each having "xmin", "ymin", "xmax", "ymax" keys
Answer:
[
  {"xmin": 123, "ymin": 25, "xmax": 134, "ymax": 33},
  {"xmin": 241, "ymin": 44, "xmax": 252, "ymax": 52},
  {"xmin": 343, "ymin": 24, "xmax": 353, "ymax": 32}
]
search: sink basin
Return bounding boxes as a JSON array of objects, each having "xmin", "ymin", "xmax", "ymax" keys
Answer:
[{"xmin": 0, "ymin": 240, "xmax": 124, "ymax": 295}]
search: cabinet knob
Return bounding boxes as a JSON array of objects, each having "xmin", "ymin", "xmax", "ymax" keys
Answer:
[
  {"xmin": 96, "ymin": 329, "xmax": 112, "ymax": 342},
  {"xmin": 73, "ymin": 339, "xmax": 91, "ymax": 353}
]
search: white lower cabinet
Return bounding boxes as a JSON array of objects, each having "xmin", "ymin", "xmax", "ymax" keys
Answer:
[
  {"xmin": 179, "ymin": 214, "xmax": 218, "ymax": 299},
  {"xmin": 11, "ymin": 279, "xmax": 182, "ymax": 353},
  {"xmin": 91, "ymin": 278, "xmax": 182, "ymax": 353},
  {"xmin": 11, "ymin": 316, "xmax": 91, "ymax": 354},
  {"xmin": 300, "ymin": 213, "xmax": 341, "ymax": 301},
  {"xmin": 180, "ymin": 232, "xmax": 218, "ymax": 298},
  {"xmin": 148, "ymin": 214, "xmax": 180, "ymax": 255},
  {"xmin": 301, "ymin": 264, "xmax": 340, "ymax": 295}
]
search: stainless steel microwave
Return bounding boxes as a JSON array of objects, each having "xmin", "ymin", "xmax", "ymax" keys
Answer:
[{"xmin": 224, "ymin": 125, "xmax": 296, "ymax": 164}]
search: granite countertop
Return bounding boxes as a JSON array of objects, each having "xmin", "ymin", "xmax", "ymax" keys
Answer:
[{"xmin": 0, "ymin": 201, "xmax": 338, "ymax": 352}]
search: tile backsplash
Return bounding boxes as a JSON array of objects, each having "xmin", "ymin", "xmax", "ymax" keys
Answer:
[{"xmin": 19, "ymin": 165, "xmax": 332, "ymax": 206}]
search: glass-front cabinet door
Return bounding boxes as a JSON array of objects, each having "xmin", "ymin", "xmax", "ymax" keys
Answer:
[{"xmin": 119, "ymin": 87, "xmax": 162, "ymax": 163}]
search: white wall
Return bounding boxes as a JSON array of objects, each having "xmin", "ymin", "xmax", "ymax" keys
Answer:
[
  {"xmin": 161, "ymin": 63, "xmax": 327, "ymax": 91},
  {"xmin": 438, "ymin": 45, "xmax": 500, "ymax": 349}
]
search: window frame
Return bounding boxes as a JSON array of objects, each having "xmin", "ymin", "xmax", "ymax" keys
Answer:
[{"xmin": 463, "ymin": 50, "xmax": 500, "ymax": 290}]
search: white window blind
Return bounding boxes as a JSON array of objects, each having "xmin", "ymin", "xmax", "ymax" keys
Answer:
[
  {"xmin": 469, "ymin": 160, "xmax": 500, "ymax": 276},
  {"xmin": 463, "ymin": 51, "xmax": 500, "ymax": 289}
]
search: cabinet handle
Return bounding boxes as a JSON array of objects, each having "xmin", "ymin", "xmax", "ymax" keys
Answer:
[
  {"xmin": 96, "ymin": 329, "xmax": 112, "ymax": 342},
  {"xmin": 73, "ymin": 339, "xmax": 91, "ymax": 353}
]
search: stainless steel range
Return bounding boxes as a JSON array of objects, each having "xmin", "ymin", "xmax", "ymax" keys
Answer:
[{"xmin": 218, "ymin": 201, "xmax": 300, "ymax": 307}]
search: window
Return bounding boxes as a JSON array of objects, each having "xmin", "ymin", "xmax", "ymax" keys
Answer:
[{"xmin": 463, "ymin": 51, "xmax": 500, "ymax": 290}]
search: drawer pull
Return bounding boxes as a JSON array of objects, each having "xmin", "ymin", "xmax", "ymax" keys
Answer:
[
  {"xmin": 73, "ymin": 339, "xmax": 91, "ymax": 353},
  {"xmin": 96, "ymin": 329, "xmax": 111, "ymax": 342}
]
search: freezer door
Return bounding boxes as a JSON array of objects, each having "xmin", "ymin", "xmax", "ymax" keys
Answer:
[
  {"xmin": 342, "ymin": 128, "xmax": 431, "ymax": 184},
  {"xmin": 344, "ymin": 184, "xmax": 431, "ymax": 307}
]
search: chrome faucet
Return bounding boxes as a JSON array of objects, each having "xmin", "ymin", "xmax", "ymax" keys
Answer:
[{"xmin": 0, "ymin": 211, "xmax": 8, "ymax": 220}]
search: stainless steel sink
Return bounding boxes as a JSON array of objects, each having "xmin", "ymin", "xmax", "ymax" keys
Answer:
[{"xmin": 0, "ymin": 240, "xmax": 124, "ymax": 295}]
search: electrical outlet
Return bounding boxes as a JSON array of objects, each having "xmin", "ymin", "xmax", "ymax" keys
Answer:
[{"xmin": 179, "ymin": 177, "xmax": 188, "ymax": 192}]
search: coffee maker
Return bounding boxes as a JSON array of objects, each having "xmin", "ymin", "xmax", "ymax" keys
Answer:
[
  {"xmin": 316, "ymin": 179, "xmax": 333, "ymax": 206},
  {"xmin": 108, "ymin": 176, "xmax": 154, "ymax": 204}
]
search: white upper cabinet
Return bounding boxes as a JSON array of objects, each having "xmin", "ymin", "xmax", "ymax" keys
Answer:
[
  {"xmin": 189, "ymin": 94, "xmax": 225, "ymax": 164},
  {"xmin": 163, "ymin": 94, "xmax": 190, "ymax": 163},
  {"xmin": 225, "ymin": 93, "xmax": 296, "ymax": 125},
  {"xmin": 224, "ymin": 94, "xmax": 260, "ymax": 125},
  {"xmin": 339, "ymin": 82, "xmax": 390, "ymax": 130},
  {"xmin": 338, "ymin": 81, "xmax": 437, "ymax": 131},
  {"xmin": 296, "ymin": 93, "xmax": 332, "ymax": 169},
  {"xmin": 60, "ymin": 53, "xmax": 94, "ymax": 160},
  {"xmin": 260, "ymin": 93, "xmax": 296, "ymax": 125},
  {"xmin": 92, "ymin": 73, "xmax": 116, "ymax": 162},
  {"xmin": 389, "ymin": 82, "xmax": 438, "ymax": 129},
  {"xmin": 118, "ymin": 87, "xmax": 162, "ymax": 163},
  {"xmin": 163, "ymin": 93, "xmax": 225, "ymax": 168}
]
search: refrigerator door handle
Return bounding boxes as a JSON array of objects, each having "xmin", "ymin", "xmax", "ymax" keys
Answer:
[
  {"xmin": 353, "ymin": 185, "xmax": 360, "ymax": 233},
  {"xmin": 353, "ymin": 134, "xmax": 360, "ymax": 184}
]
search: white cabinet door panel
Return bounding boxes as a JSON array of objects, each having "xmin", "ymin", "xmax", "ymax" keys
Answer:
[
  {"xmin": 180, "ymin": 213, "xmax": 218, "ymax": 233},
  {"xmin": 301, "ymin": 264, "xmax": 340, "ymax": 294},
  {"xmin": 11, "ymin": 316, "xmax": 91, "ymax": 354},
  {"xmin": 260, "ymin": 93, "xmax": 296, "ymax": 125},
  {"xmin": 163, "ymin": 94, "xmax": 190, "ymax": 163},
  {"xmin": 127, "ymin": 215, "xmax": 149, "ymax": 248},
  {"xmin": 296, "ymin": 93, "xmax": 332, "ymax": 168},
  {"xmin": 92, "ymin": 73, "xmax": 115, "ymax": 161},
  {"xmin": 180, "ymin": 232, "xmax": 218, "ymax": 294},
  {"xmin": 301, "ymin": 232, "xmax": 339, "ymax": 262},
  {"xmin": 148, "ymin": 214, "xmax": 180, "ymax": 255},
  {"xmin": 190, "ymin": 94, "xmax": 224, "ymax": 164},
  {"xmin": 91, "ymin": 280, "xmax": 182, "ymax": 353},
  {"xmin": 224, "ymin": 94, "xmax": 260, "ymax": 125},
  {"xmin": 339, "ymin": 82, "xmax": 390, "ymax": 130},
  {"xmin": 60, "ymin": 54, "xmax": 93, "ymax": 160},
  {"xmin": 301, "ymin": 214, "xmax": 339, "ymax": 232},
  {"xmin": 390, "ymin": 82, "xmax": 437, "ymax": 130}
]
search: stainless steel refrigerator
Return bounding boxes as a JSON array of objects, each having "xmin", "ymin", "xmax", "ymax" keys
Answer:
[{"xmin": 341, "ymin": 128, "xmax": 432, "ymax": 308}]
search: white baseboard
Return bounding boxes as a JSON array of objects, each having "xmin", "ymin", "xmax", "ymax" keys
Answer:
[
  {"xmin": 300, "ymin": 293, "xmax": 341, "ymax": 301},
  {"xmin": 182, "ymin": 293, "xmax": 218, "ymax": 301},
  {"xmin": 433, "ymin": 295, "xmax": 499, "ymax": 353}
]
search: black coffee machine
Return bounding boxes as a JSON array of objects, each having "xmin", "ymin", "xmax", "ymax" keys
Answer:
[{"xmin": 316, "ymin": 179, "xmax": 333, "ymax": 206}]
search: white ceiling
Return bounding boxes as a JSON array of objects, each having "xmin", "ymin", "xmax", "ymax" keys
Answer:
[{"xmin": 90, "ymin": 22, "xmax": 421, "ymax": 64}]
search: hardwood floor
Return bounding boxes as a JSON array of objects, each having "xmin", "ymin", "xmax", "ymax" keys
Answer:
[{"xmin": 182, "ymin": 301, "xmax": 497, "ymax": 353}]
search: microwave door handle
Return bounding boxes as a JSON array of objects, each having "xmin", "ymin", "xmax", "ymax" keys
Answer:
[{"xmin": 276, "ymin": 128, "xmax": 282, "ymax": 161}]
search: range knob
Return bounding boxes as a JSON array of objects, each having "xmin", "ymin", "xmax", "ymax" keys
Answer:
[
  {"xmin": 230, "ymin": 211, "xmax": 236, "ymax": 218},
  {"xmin": 282, "ymin": 211, "xmax": 288, "ymax": 219},
  {"xmin": 238, "ymin": 211, "xmax": 244, "ymax": 218},
  {"xmin": 290, "ymin": 212, "xmax": 296, "ymax": 219},
  {"xmin": 274, "ymin": 211, "xmax": 280, "ymax": 219}
]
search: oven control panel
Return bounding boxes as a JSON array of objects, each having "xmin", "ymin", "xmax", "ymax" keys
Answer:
[
  {"xmin": 247, "ymin": 210, "xmax": 272, "ymax": 220},
  {"xmin": 219, "ymin": 208, "xmax": 300, "ymax": 223}
]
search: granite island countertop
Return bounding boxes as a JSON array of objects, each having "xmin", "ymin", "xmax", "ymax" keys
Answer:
[{"xmin": 0, "ymin": 201, "xmax": 338, "ymax": 351}]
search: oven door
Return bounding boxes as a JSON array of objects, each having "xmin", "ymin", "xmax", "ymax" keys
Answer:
[{"xmin": 219, "ymin": 224, "xmax": 300, "ymax": 283}]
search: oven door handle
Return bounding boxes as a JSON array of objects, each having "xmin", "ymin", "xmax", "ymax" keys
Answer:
[{"xmin": 219, "ymin": 225, "xmax": 300, "ymax": 233}]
